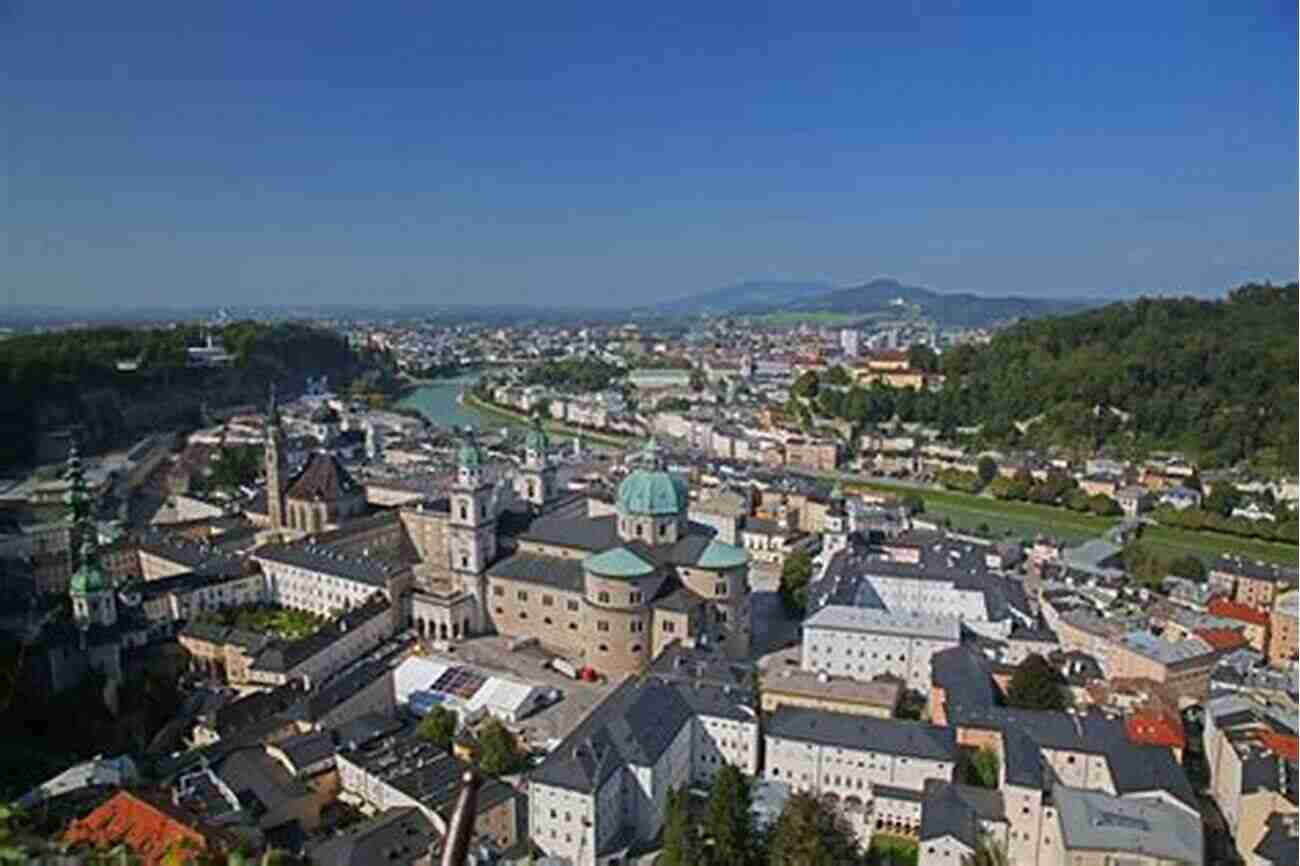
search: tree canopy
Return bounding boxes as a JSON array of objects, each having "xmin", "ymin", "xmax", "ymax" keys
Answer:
[
  {"xmin": 476, "ymin": 718, "xmax": 527, "ymax": 777},
  {"xmin": 706, "ymin": 764, "xmax": 758, "ymax": 866},
  {"xmin": 766, "ymin": 791, "xmax": 865, "ymax": 866},
  {"xmin": 415, "ymin": 707, "xmax": 457, "ymax": 751},
  {"xmin": 779, "ymin": 550, "xmax": 815, "ymax": 618},
  {"xmin": 1005, "ymin": 654, "xmax": 1070, "ymax": 712}
]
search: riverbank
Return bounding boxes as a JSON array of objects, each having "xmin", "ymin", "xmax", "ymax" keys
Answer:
[{"xmin": 462, "ymin": 392, "xmax": 635, "ymax": 448}]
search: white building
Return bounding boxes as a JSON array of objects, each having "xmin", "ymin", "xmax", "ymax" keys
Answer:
[
  {"xmin": 801, "ymin": 605, "xmax": 960, "ymax": 692},
  {"xmin": 528, "ymin": 651, "xmax": 759, "ymax": 866}
]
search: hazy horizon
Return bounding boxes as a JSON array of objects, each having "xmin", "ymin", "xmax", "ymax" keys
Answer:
[{"xmin": 6, "ymin": 3, "xmax": 1296, "ymax": 310}]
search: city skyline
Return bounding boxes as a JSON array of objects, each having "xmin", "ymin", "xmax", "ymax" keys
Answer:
[{"xmin": 6, "ymin": 2, "xmax": 1297, "ymax": 309}]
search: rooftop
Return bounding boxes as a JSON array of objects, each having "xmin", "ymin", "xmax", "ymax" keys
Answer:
[
  {"xmin": 1053, "ymin": 784, "xmax": 1202, "ymax": 864},
  {"xmin": 765, "ymin": 707, "xmax": 956, "ymax": 762},
  {"xmin": 803, "ymin": 605, "xmax": 961, "ymax": 641}
]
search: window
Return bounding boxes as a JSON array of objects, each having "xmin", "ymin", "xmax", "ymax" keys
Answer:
[
  {"xmin": 569, "ymin": 623, "xmax": 578, "ymax": 630},
  {"xmin": 598, "ymin": 621, "xmax": 610, "ymax": 633},
  {"xmin": 495, "ymin": 607, "xmax": 504, "ymax": 615},
  {"xmin": 598, "ymin": 644, "xmax": 608, "ymax": 652},
  {"xmin": 717, "ymin": 609, "xmax": 728, "ymax": 624},
  {"xmin": 635, "ymin": 523, "xmax": 644, "ymax": 537},
  {"xmin": 519, "ymin": 611, "xmax": 528, "ymax": 619},
  {"xmin": 715, "ymin": 581, "xmax": 727, "ymax": 596},
  {"xmin": 543, "ymin": 595, "xmax": 554, "ymax": 607},
  {"xmin": 630, "ymin": 621, "xmax": 643, "ymax": 633},
  {"xmin": 629, "ymin": 592, "xmax": 642, "ymax": 604},
  {"xmin": 598, "ymin": 591, "xmax": 610, "ymax": 603},
  {"xmin": 567, "ymin": 600, "xmax": 579, "ymax": 612},
  {"xmin": 459, "ymin": 504, "xmax": 468, "ymax": 520},
  {"xmin": 630, "ymin": 644, "xmax": 641, "ymax": 653},
  {"xmin": 544, "ymin": 617, "xmax": 553, "ymax": 625},
  {"xmin": 460, "ymin": 555, "xmax": 469, "ymax": 568},
  {"xmin": 517, "ymin": 590, "xmax": 528, "ymax": 602},
  {"xmin": 663, "ymin": 621, "xmax": 676, "ymax": 633}
]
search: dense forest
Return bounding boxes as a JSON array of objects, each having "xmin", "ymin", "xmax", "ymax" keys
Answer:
[
  {"xmin": 799, "ymin": 283, "xmax": 1298, "ymax": 472},
  {"xmin": 0, "ymin": 322, "xmax": 363, "ymax": 470}
]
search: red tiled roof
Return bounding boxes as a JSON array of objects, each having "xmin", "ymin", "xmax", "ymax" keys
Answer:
[
  {"xmin": 63, "ymin": 790, "xmax": 229, "ymax": 866},
  {"xmin": 1194, "ymin": 627, "xmax": 1249, "ymax": 651},
  {"xmin": 1208, "ymin": 596, "xmax": 1271, "ymax": 627},
  {"xmin": 1258, "ymin": 731, "xmax": 1300, "ymax": 762},
  {"xmin": 1126, "ymin": 710, "xmax": 1186, "ymax": 750}
]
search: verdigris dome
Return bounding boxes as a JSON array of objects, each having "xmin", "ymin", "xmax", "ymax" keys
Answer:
[
  {"xmin": 617, "ymin": 469, "xmax": 688, "ymax": 516},
  {"xmin": 69, "ymin": 559, "xmax": 110, "ymax": 596},
  {"xmin": 456, "ymin": 440, "xmax": 482, "ymax": 468}
]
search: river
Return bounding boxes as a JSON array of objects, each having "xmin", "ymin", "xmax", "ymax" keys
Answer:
[{"xmin": 395, "ymin": 373, "xmax": 535, "ymax": 436}]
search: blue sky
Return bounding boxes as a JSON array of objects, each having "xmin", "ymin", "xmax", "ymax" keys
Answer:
[{"xmin": 5, "ymin": 1, "xmax": 1296, "ymax": 308}]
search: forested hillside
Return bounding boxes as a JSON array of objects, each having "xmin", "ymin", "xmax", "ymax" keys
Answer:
[
  {"xmin": 939, "ymin": 283, "xmax": 1298, "ymax": 470},
  {"xmin": 0, "ymin": 322, "xmax": 363, "ymax": 470}
]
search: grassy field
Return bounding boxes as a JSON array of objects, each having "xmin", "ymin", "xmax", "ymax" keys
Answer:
[
  {"xmin": 850, "ymin": 478, "xmax": 1298, "ymax": 565},
  {"xmin": 867, "ymin": 833, "xmax": 919, "ymax": 866}
]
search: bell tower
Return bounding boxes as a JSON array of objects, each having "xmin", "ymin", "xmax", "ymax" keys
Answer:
[
  {"xmin": 823, "ymin": 481, "xmax": 850, "ymax": 559},
  {"xmin": 265, "ymin": 383, "xmax": 288, "ymax": 530},
  {"xmin": 518, "ymin": 416, "xmax": 555, "ymax": 507},
  {"xmin": 449, "ymin": 434, "xmax": 497, "ymax": 628}
]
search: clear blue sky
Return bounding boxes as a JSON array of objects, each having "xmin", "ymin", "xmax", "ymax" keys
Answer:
[{"xmin": 5, "ymin": 1, "xmax": 1296, "ymax": 309}]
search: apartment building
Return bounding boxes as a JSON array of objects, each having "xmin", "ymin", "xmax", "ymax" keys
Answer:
[{"xmin": 1269, "ymin": 591, "xmax": 1298, "ymax": 668}]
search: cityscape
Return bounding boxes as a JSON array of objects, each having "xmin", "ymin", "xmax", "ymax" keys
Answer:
[{"xmin": 2, "ymin": 4, "xmax": 1297, "ymax": 866}]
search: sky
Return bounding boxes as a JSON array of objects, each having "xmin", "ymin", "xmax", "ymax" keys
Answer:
[{"xmin": 4, "ymin": 1, "xmax": 1296, "ymax": 309}]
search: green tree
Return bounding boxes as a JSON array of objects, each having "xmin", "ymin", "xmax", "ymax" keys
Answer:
[
  {"xmin": 705, "ymin": 764, "xmax": 756, "ymax": 866},
  {"xmin": 959, "ymin": 747, "xmax": 1000, "ymax": 789},
  {"xmin": 1087, "ymin": 494, "xmax": 1122, "ymax": 517},
  {"xmin": 779, "ymin": 550, "xmax": 815, "ymax": 618},
  {"xmin": 1167, "ymin": 554, "xmax": 1207, "ymax": 582},
  {"xmin": 766, "ymin": 792, "xmax": 864, "ymax": 866},
  {"xmin": 1204, "ymin": 483, "xmax": 1242, "ymax": 518},
  {"xmin": 792, "ymin": 371, "xmax": 820, "ymax": 400},
  {"xmin": 1005, "ymin": 654, "xmax": 1069, "ymax": 712},
  {"xmin": 900, "ymin": 492, "xmax": 925, "ymax": 514},
  {"xmin": 416, "ymin": 707, "xmax": 457, "ymax": 751},
  {"xmin": 659, "ymin": 786, "xmax": 702, "ymax": 866},
  {"xmin": 824, "ymin": 365, "xmax": 852, "ymax": 387},
  {"xmin": 976, "ymin": 456, "xmax": 998, "ymax": 487},
  {"xmin": 477, "ymin": 718, "xmax": 524, "ymax": 777}
]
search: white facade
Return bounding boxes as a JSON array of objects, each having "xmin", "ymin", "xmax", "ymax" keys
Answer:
[{"xmin": 802, "ymin": 606, "xmax": 960, "ymax": 691}]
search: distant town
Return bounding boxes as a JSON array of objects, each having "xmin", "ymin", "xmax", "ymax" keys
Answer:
[{"xmin": 0, "ymin": 289, "xmax": 1296, "ymax": 866}]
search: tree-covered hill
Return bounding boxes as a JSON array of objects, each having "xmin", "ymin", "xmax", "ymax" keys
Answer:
[
  {"xmin": 939, "ymin": 282, "xmax": 1298, "ymax": 470},
  {"xmin": 0, "ymin": 322, "xmax": 365, "ymax": 471}
]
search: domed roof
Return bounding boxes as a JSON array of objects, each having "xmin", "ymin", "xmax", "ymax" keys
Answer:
[
  {"xmin": 69, "ymin": 559, "xmax": 110, "ymax": 596},
  {"xmin": 585, "ymin": 546, "xmax": 656, "ymax": 579},
  {"xmin": 695, "ymin": 539, "xmax": 749, "ymax": 570},
  {"xmin": 617, "ymin": 469, "xmax": 688, "ymax": 516},
  {"xmin": 456, "ymin": 439, "xmax": 482, "ymax": 469}
]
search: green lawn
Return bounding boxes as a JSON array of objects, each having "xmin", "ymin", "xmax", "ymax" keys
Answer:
[
  {"xmin": 867, "ymin": 833, "xmax": 919, "ymax": 866},
  {"xmin": 846, "ymin": 477, "xmax": 1298, "ymax": 565},
  {"xmin": 200, "ymin": 604, "xmax": 326, "ymax": 639}
]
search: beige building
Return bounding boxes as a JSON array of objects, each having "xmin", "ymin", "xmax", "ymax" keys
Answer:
[
  {"xmin": 760, "ymin": 668, "xmax": 900, "ymax": 718},
  {"xmin": 1269, "ymin": 591, "xmax": 1298, "ymax": 668}
]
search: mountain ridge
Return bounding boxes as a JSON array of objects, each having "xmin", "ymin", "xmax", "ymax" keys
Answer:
[{"xmin": 655, "ymin": 276, "xmax": 1096, "ymax": 326}]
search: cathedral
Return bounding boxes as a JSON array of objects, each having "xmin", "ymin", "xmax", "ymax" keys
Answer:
[{"xmin": 252, "ymin": 397, "xmax": 753, "ymax": 678}]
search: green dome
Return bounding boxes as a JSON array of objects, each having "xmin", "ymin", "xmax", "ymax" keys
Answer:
[
  {"xmin": 695, "ymin": 539, "xmax": 750, "ymax": 570},
  {"xmin": 617, "ymin": 469, "xmax": 688, "ymax": 516},
  {"xmin": 69, "ymin": 561, "xmax": 110, "ymax": 595},
  {"xmin": 456, "ymin": 440, "xmax": 482, "ymax": 468},
  {"xmin": 585, "ymin": 546, "xmax": 656, "ymax": 579}
]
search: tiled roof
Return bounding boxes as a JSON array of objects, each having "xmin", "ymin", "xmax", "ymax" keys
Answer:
[
  {"xmin": 285, "ymin": 451, "xmax": 362, "ymax": 502},
  {"xmin": 62, "ymin": 789, "xmax": 235, "ymax": 866},
  {"xmin": 1208, "ymin": 596, "xmax": 1271, "ymax": 627},
  {"xmin": 1195, "ymin": 627, "xmax": 1249, "ymax": 651},
  {"xmin": 308, "ymin": 807, "xmax": 438, "ymax": 866}
]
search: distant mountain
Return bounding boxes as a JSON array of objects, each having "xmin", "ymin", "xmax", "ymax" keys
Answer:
[{"xmin": 657, "ymin": 277, "xmax": 1094, "ymax": 327}]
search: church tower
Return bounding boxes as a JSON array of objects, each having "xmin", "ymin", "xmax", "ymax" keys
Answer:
[
  {"xmin": 823, "ymin": 481, "xmax": 850, "ymax": 559},
  {"xmin": 265, "ymin": 384, "xmax": 288, "ymax": 530},
  {"xmin": 449, "ymin": 434, "xmax": 497, "ymax": 629},
  {"xmin": 517, "ymin": 416, "xmax": 556, "ymax": 507}
]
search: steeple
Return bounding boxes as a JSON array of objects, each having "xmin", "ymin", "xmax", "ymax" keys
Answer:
[
  {"xmin": 64, "ymin": 436, "xmax": 92, "ymax": 569},
  {"xmin": 265, "ymin": 382, "xmax": 288, "ymax": 530}
]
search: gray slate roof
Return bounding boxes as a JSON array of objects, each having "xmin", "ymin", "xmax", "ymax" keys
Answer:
[
  {"xmin": 766, "ymin": 707, "xmax": 956, "ymax": 762},
  {"xmin": 308, "ymin": 806, "xmax": 437, "ymax": 866}
]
